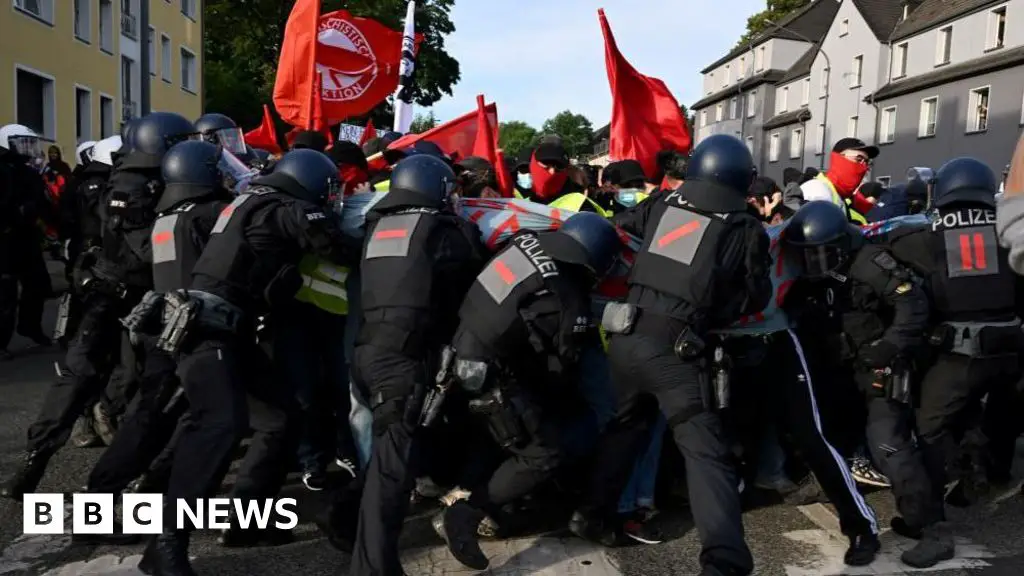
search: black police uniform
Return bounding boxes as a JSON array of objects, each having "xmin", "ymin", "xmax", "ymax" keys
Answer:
[
  {"xmin": 437, "ymin": 228, "xmax": 598, "ymax": 569},
  {"xmin": 143, "ymin": 149, "xmax": 355, "ymax": 575},
  {"xmin": 885, "ymin": 159, "xmax": 1022, "ymax": 505},
  {"xmin": 348, "ymin": 156, "xmax": 487, "ymax": 576},
  {"xmin": 87, "ymin": 141, "xmax": 232, "ymax": 503},
  {"xmin": 576, "ymin": 136, "xmax": 773, "ymax": 576}
]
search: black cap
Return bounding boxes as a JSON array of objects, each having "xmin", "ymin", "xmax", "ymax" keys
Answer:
[
  {"xmin": 534, "ymin": 139, "xmax": 568, "ymax": 169},
  {"xmin": 832, "ymin": 137, "xmax": 879, "ymax": 159},
  {"xmin": 783, "ymin": 167, "xmax": 803, "ymax": 186},
  {"xmin": 292, "ymin": 130, "xmax": 329, "ymax": 152},
  {"xmin": 516, "ymin": 146, "xmax": 535, "ymax": 169},
  {"xmin": 611, "ymin": 160, "xmax": 646, "ymax": 188},
  {"xmin": 455, "ymin": 155, "xmax": 493, "ymax": 174},
  {"xmin": 328, "ymin": 140, "xmax": 368, "ymax": 171}
]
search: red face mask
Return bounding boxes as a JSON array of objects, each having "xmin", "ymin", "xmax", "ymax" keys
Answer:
[
  {"xmin": 827, "ymin": 152, "xmax": 869, "ymax": 196},
  {"xmin": 530, "ymin": 155, "xmax": 569, "ymax": 200},
  {"xmin": 339, "ymin": 165, "xmax": 369, "ymax": 195}
]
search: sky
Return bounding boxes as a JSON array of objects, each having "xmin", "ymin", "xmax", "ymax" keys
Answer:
[{"xmin": 426, "ymin": 0, "xmax": 765, "ymax": 129}]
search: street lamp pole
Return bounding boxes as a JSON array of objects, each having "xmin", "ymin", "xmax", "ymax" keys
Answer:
[{"xmin": 764, "ymin": 19, "xmax": 831, "ymax": 169}]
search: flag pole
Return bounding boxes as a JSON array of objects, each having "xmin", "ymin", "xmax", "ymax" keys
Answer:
[
  {"xmin": 307, "ymin": 1, "xmax": 322, "ymax": 131},
  {"xmin": 393, "ymin": 1, "xmax": 417, "ymax": 133}
]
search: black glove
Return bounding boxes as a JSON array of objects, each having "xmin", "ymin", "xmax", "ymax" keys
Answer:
[{"xmin": 858, "ymin": 339, "xmax": 900, "ymax": 369}]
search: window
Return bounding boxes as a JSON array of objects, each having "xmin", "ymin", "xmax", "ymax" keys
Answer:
[
  {"xmin": 790, "ymin": 128, "xmax": 803, "ymax": 159},
  {"xmin": 745, "ymin": 136, "xmax": 754, "ymax": 153},
  {"xmin": 707, "ymin": 74, "xmax": 714, "ymax": 95},
  {"xmin": 148, "ymin": 27, "xmax": 156, "ymax": 76},
  {"xmin": 724, "ymin": 65, "xmax": 731, "ymax": 86},
  {"xmin": 756, "ymin": 46, "xmax": 765, "ymax": 72},
  {"xmin": 180, "ymin": 0, "xmax": 196, "ymax": 19},
  {"xmin": 769, "ymin": 132, "xmax": 780, "ymax": 162},
  {"xmin": 936, "ymin": 27, "xmax": 952, "ymax": 65},
  {"xmin": 715, "ymin": 103, "xmax": 724, "ymax": 122},
  {"xmin": 919, "ymin": 96, "xmax": 938, "ymax": 137},
  {"xmin": 850, "ymin": 55, "xmax": 863, "ymax": 88},
  {"xmin": 968, "ymin": 86, "xmax": 990, "ymax": 132},
  {"xmin": 747, "ymin": 90, "xmax": 757, "ymax": 117},
  {"xmin": 701, "ymin": 110, "xmax": 708, "ymax": 128},
  {"xmin": 820, "ymin": 69, "xmax": 829, "ymax": 97},
  {"xmin": 779, "ymin": 86, "xmax": 789, "ymax": 113},
  {"xmin": 13, "ymin": 0, "xmax": 53, "ymax": 23},
  {"xmin": 181, "ymin": 47, "xmax": 197, "ymax": 93},
  {"xmin": 839, "ymin": 18, "xmax": 849, "ymax": 36},
  {"xmin": 730, "ymin": 97, "xmax": 738, "ymax": 119},
  {"xmin": 815, "ymin": 123, "xmax": 825, "ymax": 155},
  {"xmin": 739, "ymin": 56, "xmax": 746, "ymax": 79},
  {"xmin": 848, "ymin": 115, "xmax": 859, "ymax": 138},
  {"xmin": 988, "ymin": 7, "xmax": 1007, "ymax": 50},
  {"xmin": 801, "ymin": 77, "xmax": 810, "ymax": 106},
  {"xmin": 876, "ymin": 176, "xmax": 891, "ymax": 187},
  {"xmin": 100, "ymin": 95, "xmax": 114, "ymax": 138},
  {"xmin": 15, "ymin": 66, "xmax": 56, "ymax": 139},
  {"xmin": 120, "ymin": 0, "xmax": 137, "ymax": 39},
  {"xmin": 99, "ymin": 0, "xmax": 113, "ymax": 53},
  {"xmin": 893, "ymin": 43, "xmax": 908, "ymax": 78},
  {"xmin": 880, "ymin": 106, "xmax": 897, "ymax": 144},
  {"xmin": 121, "ymin": 56, "xmax": 135, "ymax": 121},
  {"xmin": 161, "ymin": 34, "xmax": 172, "ymax": 82},
  {"xmin": 75, "ymin": 87, "xmax": 93, "ymax": 144},
  {"xmin": 73, "ymin": 0, "xmax": 91, "ymax": 42}
]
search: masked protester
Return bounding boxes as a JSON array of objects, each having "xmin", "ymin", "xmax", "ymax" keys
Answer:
[
  {"xmin": 329, "ymin": 141, "xmax": 371, "ymax": 195},
  {"xmin": 600, "ymin": 160, "xmax": 650, "ymax": 215},
  {"xmin": 455, "ymin": 156, "xmax": 501, "ymax": 199},
  {"xmin": 513, "ymin": 147, "xmax": 535, "ymax": 199},
  {"xmin": 800, "ymin": 138, "xmax": 877, "ymax": 224}
]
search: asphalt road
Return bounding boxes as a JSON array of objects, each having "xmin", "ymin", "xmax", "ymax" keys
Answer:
[{"xmin": 1, "ymin": 294, "xmax": 1023, "ymax": 575}]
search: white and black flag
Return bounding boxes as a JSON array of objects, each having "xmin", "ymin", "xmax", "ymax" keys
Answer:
[{"xmin": 393, "ymin": 1, "xmax": 417, "ymax": 134}]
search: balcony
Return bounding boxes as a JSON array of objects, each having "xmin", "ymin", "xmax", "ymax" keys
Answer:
[
  {"xmin": 121, "ymin": 100, "xmax": 136, "ymax": 122},
  {"xmin": 121, "ymin": 12, "xmax": 137, "ymax": 39}
]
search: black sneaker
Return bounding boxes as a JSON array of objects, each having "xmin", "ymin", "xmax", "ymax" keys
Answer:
[
  {"xmin": 568, "ymin": 509, "xmax": 619, "ymax": 547},
  {"xmin": 622, "ymin": 510, "xmax": 663, "ymax": 545},
  {"xmin": 843, "ymin": 533, "xmax": 880, "ymax": 566},
  {"xmin": 302, "ymin": 469, "xmax": 328, "ymax": 492},
  {"xmin": 441, "ymin": 501, "xmax": 489, "ymax": 570}
]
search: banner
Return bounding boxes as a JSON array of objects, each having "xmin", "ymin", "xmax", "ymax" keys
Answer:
[{"xmin": 336, "ymin": 122, "xmax": 387, "ymax": 144}]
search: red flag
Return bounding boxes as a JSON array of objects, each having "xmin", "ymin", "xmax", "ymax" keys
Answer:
[
  {"xmin": 388, "ymin": 104, "xmax": 497, "ymax": 161},
  {"xmin": 470, "ymin": 95, "xmax": 512, "ymax": 197},
  {"xmin": 244, "ymin": 105, "xmax": 283, "ymax": 154},
  {"xmin": 312, "ymin": 71, "xmax": 334, "ymax": 143},
  {"xmin": 599, "ymin": 9, "xmax": 691, "ymax": 178},
  {"xmin": 359, "ymin": 117, "xmax": 376, "ymax": 146},
  {"xmin": 317, "ymin": 11, "xmax": 423, "ymax": 121},
  {"xmin": 273, "ymin": 0, "xmax": 321, "ymax": 128},
  {"xmin": 494, "ymin": 149, "xmax": 513, "ymax": 198}
]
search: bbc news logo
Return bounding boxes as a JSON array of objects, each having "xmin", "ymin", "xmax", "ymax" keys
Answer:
[{"xmin": 23, "ymin": 494, "xmax": 298, "ymax": 534}]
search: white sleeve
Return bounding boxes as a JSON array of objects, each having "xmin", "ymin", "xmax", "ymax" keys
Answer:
[{"xmin": 799, "ymin": 179, "xmax": 833, "ymax": 203}]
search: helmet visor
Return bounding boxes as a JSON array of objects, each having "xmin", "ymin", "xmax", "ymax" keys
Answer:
[
  {"xmin": 800, "ymin": 244, "xmax": 845, "ymax": 278},
  {"xmin": 8, "ymin": 135, "xmax": 43, "ymax": 162},
  {"xmin": 218, "ymin": 149, "xmax": 256, "ymax": 194},
  {"xmin": 214, "ymin": 127, "xmax": 247, "ymax": 156}
]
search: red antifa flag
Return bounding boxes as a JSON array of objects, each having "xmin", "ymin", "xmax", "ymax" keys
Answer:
[
  {"xmin": 318, "ymin": 10, "xmax": 423, "ymax": 121},
  {"xmin": 599, "ymin": 9, "xmax": 691, "ymax": 178},
  {"xmin": 388, "ymin": 104, "xmax": 498, "ymax": 161},
  {"xmin": 470, "ymin": 95, "xmax": 512, "ymax": 197},
  {"xmin": 245, "ymin": 105, "xmax": 283, "ymax": 154},
  {"xmin": 273, "ymin": 0, "xmax": 321, "ymax": 128},
  {"xmin": 359, "ymin": 117, "xmax": 376, "ymax": 146}
]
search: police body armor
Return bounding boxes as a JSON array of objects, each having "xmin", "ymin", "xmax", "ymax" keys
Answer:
[
  {"xmin": 96, "ymin": 166, "xmax": 162, "ymax": 290},
  {"xmin": 890, "ymin": 206, "xmax": 1020, "ymax": 357},
  {"xmin": 76, "ymin": 169, "xmax": 110, "ymax": 247},
  {"xmin": 151, "ymin": 200, "xmax": 227, "ymax": 293},
  {"xmin": 629, "ymin": 189, "xmax": 744, "ymax": 315}
]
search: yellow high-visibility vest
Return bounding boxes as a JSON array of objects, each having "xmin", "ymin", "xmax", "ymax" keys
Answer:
[
  {"xmin": 374, "ymin": 179, "xmax": 390, "ymax": 192},
  {"xmin": 294, "ymin": 254, "xmax": 349, "ymax": 315},
  {"xmin": 548, "ymin": 192, "xmax": 612, "ymax": 218},
  {"xmin": 816, "ymin": 174, "xmax": 867, "ymax": 225}
]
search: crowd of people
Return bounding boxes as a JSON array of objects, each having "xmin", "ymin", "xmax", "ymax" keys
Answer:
[{"xmin": 1, "ymin": 110, "xmax": 1023, "ymax": 576}]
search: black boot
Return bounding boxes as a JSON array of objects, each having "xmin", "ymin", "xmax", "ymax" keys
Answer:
[
  {"xmin": 843, "ymin": 533, "xmax": 880, "ymax": 566},
  {"xmin": 314, "ymin": 486, "xmax": 360, "ymax": 553},
  {"xmin": 0, "ymin": 450, "xmax": 52, "ymax": 501},
  {"xmin": 901, "ymin": 521, "xmax": 955, "ymax": 568},
  {"xmin": 890, "ymin": 516, "xmax": 922, "ymax": 540},
  {"xmin": 440, "ymin": 500, "xmax": 489, "ymax": 570},
  {"xmin": 138, "ymin": 532, "xmax": 196, "ymax": 576}
]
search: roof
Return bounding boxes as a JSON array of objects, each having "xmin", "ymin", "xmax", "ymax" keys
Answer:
[
  {"xmin": 777, "ymin": 46, "xmax": 819, "ymax": 84},
  {"xmin": 867, "ymin": 44, "xmax": 1024, "ymax": 101},
  {"xmin": 891, "ymin": 0, "xmax": 1002, "ymax": 41},
  {"xmin": 593, "ymin": 124, "xmax": 611, "ymax": 141},
  {"xmin": 700, "ymin": 0, "xmax": 840, "ymax": 74},
  {"xmin": 763, "ymin": 108, "xmax": 813, "ymax": 131},
  {"xmin": 690, "ymin": 69, "xmax": 787, "ymax": 110},
  {"xmin": 851, "ymin": 0, "xmax": 908, "ymax": 41}
]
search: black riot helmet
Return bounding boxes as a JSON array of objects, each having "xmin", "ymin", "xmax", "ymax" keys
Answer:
[
  {"xmin": 543, "ymin": 212, "xmax": 622, "ymax": 278},
  {"xmin": 255, "ymin": 148, "xmax": 340, "ymax": 205},
  {"xmin": 133, "ymin": 112, "xmax": 197, "ymax": 157},
  {"xmin": 194, "ymin": 113, "xmax": 247, "ymax": 156},
  {"xmin": 389, "ymin": 154, "xmax": 456, "ymax": 204},
  {"xmin": 157, "ymin": 140, "xmax": 223, "ymax": 213},
  {"xmin": 685, "ymin": 134, "xmax": 756, "ymax": 194},
  {"xmin": 931, "ymin": 157, "xmax": 997, "ymax": 209},
  {"xmin": 783, "ymin": 201, "xmax": 857, "ymax": 278}
]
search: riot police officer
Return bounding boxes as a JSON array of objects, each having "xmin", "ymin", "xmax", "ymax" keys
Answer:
[
  {"xmin": 0, "ymin": 112, "xmax": 193, "ymax": 501},
  {"xmin": 139, "ymin": 148, "xmax": 355, "ymax": 576},
  {"xmin": 194, "ymin": 113, "xmax": 248, "ymax": 159},
  {"xmin": 886, "ymin": 159, "xmax": 1022, "ymax": 525},
  {"xmin": 784, "ymin": 201, "xmax": 943, "ymax": 568},
  {"xmin": 84, "ymin": 141, "xmax": 234, "ymax": 511},
  {"xmin": 347, "ymin": 154, "xmax": 487, "ymax": 576},
  {"xmin": 570, "ymin": 134, "xmax": 773, "ymax": 576},
  {"xmin": 435, "ymin": 212, "xmax": 621, "ymax": 570}
]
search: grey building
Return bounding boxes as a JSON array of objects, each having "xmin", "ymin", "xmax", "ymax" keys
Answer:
[
  {"xmin": 761, "ymin": 47, "xmax": 817, "ymax": 182},
  {"xmin": 866, "ymin": 0, "xmax": 1024, "ymax": 182}
]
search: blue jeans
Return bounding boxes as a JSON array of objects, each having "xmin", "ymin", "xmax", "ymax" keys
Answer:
[
  {"xmin": 274, "ymin": 300, "xmax": 354, "ymax": 473},
  {"xmin": 618, "ymin": 415, "xmax": 665, "ymax": 513},
  {"xmin": 344, "ymin": 267, "xmax": 374, "ymax": 469}
]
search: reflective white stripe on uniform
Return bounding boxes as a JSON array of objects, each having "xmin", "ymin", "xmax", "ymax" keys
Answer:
[
  {"xmin": 315, "ymin": 262, "xmax": 349, "ymax": 283},
  {"xmin": 302, "ymin": 275, "xmax": 348, "ymax": 299}
]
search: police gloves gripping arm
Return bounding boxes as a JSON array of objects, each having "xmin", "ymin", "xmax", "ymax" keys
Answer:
[{"xmin": 850, "ymin": 246, "xmax": 931, "ymax": 355}]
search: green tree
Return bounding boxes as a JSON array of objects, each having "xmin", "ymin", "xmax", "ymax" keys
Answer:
[
  {"xmin": 409, "ymin": 111, "xmax": 439, "ymax": 134},
  {"xmin": 736, "ymin": 0, "xmax": 811, "ymax": 48},
  {"xmin": 498, "ymin": 121, "xmax": 538, "ymax": 160},
  {"xmin": 540, "ymin": 111, "xmax": 594, "ymax": 159},
  {"xmin": 203, "ymin": 0, "xmax": 461, "ymax": 130}
]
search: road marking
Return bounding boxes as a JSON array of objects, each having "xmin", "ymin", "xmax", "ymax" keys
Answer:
[
  {"xmin": 41, "ymin": 554, "xmax": 143, "ymax": 576},
  {"xmin": 783, "ymin": 529, "xmax": 994, "ymax": 576}
]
